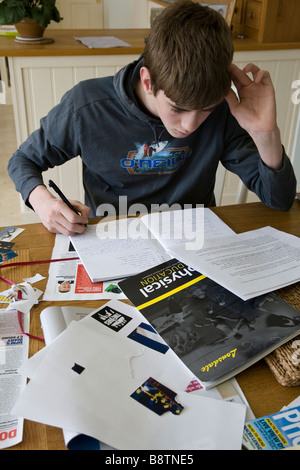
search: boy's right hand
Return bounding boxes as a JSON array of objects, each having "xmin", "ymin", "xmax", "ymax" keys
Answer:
[{"xmin": 28, "ymin": 185, "xmax": 90, "ymax": 236}]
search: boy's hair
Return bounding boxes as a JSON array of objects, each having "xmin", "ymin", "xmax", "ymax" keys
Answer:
[{"xmin": 143, "ymin": 0, "xmax": 234, "ymax": 110}]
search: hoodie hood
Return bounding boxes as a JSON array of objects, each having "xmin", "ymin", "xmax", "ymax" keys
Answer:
[{"xmin": 113, "ymin": 56, "xmax": 167, "ymax": 143}]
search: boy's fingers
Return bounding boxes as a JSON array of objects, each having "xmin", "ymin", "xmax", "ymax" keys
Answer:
[{"xmin": 229, "ymin": 63, "xmax": 252, "ymax": 88}]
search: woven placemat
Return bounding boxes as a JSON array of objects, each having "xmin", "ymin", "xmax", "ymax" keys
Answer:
[{"xmin": 264, "ymin": 282, "xmax": 300, "ymax": 387}]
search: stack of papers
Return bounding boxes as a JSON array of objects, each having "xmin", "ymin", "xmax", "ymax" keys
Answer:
[
  {"xmin": 70, "ymin": 208, "xmax": 300, "ymax": 300},
  {"xmin": 13, "ymin": 300, "xmax": 246, "ymax": 450},
  {"xmin": 170, "ymin": 226, "xmax": 300, "ymax": 300}
]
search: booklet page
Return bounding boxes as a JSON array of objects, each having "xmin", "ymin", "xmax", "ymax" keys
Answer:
[{"xmin": 169, "ymin": 226, "xmax": 300, "ymax": 300}]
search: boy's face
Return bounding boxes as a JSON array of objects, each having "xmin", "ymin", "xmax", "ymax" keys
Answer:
[
  {"xmin": 137, "ymin": 67, "xmax": 216, "ymax": 138},
  {"xmin": 151, "ymin": 90, "xmax": 215, "ymax": 138}
]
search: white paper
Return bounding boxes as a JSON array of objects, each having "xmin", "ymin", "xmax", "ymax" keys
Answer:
[
  {"xmin": 14, "ymin": 301, "xmax": 246, "ymax": 450},
  {"xmin": 23, "ymin": 273, "xmax": 45, "ymax": 284},
  {"xmin": 40, "ymin": 306, "xmax": 94, "ymax": 344},
  {"xmin": 74, "ymin": 36, "xmax": 131, "ymax": 48},
  {"xmin": 39, "ymin": 305, "xmax": 251, "ymax": 449},
  {"xmin": 0, "ymin": 226, "xmax": 24, "ymax": 242},
  {"xmin": 170, "ymin": 226, "xmax": 300, "ymax": 300},
  {"xmin": 70, "ymin": 220, "xmax": 170, "ymax": 282},
  {"xmin": 0, "ymin": 282, "xmax": 43, "ymax": 314},
  {"xmin": 141, "ymin": 207, "xmax": 235, "ymax": 250},
  {"xmin": 29, "ymin": 305, "xmax": 104, "ymax": 449}
]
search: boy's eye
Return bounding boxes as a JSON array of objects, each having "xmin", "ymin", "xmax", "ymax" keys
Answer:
[{"xmin": 171, "ymin": 107, "xmax": 183, "ymax": 114}]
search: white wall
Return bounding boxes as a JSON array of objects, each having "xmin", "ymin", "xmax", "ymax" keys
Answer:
[
  {"xmin": 103, "ymin": 0, "xmax": 131, "ymax": 28},
  {"xmin": 103, "ymin": 0, "xmax": 148, "ymax": 28},
  {"xmin": 50, "ymin": 0, "xmax": 150, "ymax": 29}
]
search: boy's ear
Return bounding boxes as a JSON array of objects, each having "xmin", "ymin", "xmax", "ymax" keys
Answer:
[{"xmin": 140, "ymin": 66, "xmax": 154, "ymax": 95}]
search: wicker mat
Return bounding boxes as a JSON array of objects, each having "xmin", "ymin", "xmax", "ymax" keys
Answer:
[{"xmin": 264, "ymin": 282, "xmax": 300, "ymax": 387}]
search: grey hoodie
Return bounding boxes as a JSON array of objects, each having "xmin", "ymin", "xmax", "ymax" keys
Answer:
[{"xmin": 8, "ymin": 57, "xmax": 296, "ymax": 217}]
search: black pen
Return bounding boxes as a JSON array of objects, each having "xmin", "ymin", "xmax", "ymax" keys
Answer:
[
  {"xmin": 49, "ymin": 180, "xmax": 88, "ymax": 227},
  {"xmin": 49, "ymin": 179, "xmax": 81, "ymax": 215}
]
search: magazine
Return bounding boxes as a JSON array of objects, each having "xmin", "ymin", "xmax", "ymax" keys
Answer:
[
  {"xmin": 119, "ymin": 258, "xmax": 300, "ymax": 388},
  {"xmin": 243, "ymin": 406, "xmax": 300, "ymax": 450}
]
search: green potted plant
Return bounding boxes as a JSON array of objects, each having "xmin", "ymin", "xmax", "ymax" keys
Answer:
[{"xmin": 0, "ymin": 0, "xmax": 63, "ymax": 39}]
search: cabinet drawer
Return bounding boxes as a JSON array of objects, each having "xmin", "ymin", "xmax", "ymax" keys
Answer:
[
  {"xmin": 245, "ymin": 0, "xmax": 262, "ymax": 30},
  {"xmin": 232, "ymin": 0, "xmax": 244, "ymax": 25}
]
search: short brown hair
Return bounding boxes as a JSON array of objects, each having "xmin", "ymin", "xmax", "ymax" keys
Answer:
[{"xmin": 143, "ymin": 0, "xmax": 234, "ymax": 110}]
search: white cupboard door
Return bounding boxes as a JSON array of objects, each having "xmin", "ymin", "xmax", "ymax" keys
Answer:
[{"xmin": 48, "ymin": 0, "xmax": 104, "ymax": 29}]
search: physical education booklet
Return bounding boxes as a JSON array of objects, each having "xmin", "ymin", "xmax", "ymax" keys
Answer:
[
  {"xmin": 119, "ymin": 258, "xmax": 300, "ymax": 389},
  {"xmin": 69, "ymin": 208, "xmax": 235, "ymax": 283}
]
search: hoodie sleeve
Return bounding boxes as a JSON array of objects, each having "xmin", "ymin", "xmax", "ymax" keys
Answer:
[
  {"xmin": 7, "ymin": 88, "xmax": 81, "ymax": 207},
  {"xmin": 221, "ymin": 111, "xmax": 297, "ymax": 211}
]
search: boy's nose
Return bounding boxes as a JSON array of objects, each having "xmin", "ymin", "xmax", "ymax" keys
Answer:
[{"xmin": 181, "ymin": 111, "xmax": 208, "ymax": 133}]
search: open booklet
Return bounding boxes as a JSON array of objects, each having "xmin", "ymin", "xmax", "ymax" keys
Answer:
[
  {"xmin": 69, "ymin": 207, "xmax": 235, "ymax": 283},
  {"xmin": 71, "ymin": 209, "xmax": 300, "ymax": 300}
]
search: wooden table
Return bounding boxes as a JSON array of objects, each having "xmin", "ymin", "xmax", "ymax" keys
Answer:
[{"xmin": 1, "ymin": 201, "xmax": 300, "ymax": 450}]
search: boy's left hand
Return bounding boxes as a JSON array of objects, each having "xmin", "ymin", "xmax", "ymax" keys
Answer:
[
  {"xmin": 226, "ymin": 63, "xmax": 283, "ymax": 170},
  {"xmin": 225, "ymin": 63, "xmax": 277, "ymax": 134}
]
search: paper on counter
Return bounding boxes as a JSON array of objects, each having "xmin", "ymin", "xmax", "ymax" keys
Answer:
[{"xmin": 74, "ymin": 36, "xmax": 131, "ymax": 48}]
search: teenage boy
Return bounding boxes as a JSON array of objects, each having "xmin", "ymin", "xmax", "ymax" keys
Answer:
[{"xmin": 8, "ymin": 0, "xmax": 296, "ymax": 236}]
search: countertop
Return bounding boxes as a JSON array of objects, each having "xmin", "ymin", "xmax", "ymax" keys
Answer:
[{"xmin": 1, "ymin": 28, "xmax": 300, "ymax": 57}]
